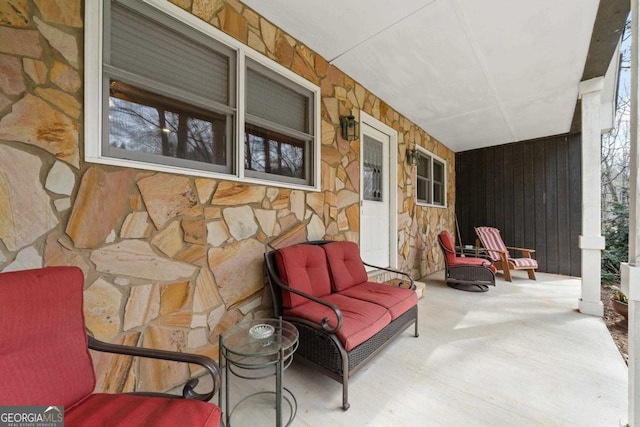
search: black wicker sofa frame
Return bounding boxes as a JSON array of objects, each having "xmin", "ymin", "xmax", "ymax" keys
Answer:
[{"xmin": 264, "ymin": 240, "xmax": 419, "ymax": 410}]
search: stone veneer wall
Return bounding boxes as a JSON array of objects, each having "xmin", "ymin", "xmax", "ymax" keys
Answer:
[{"xmin": 0, "ymin": 0, "xmax": 455, "ymax": 393}]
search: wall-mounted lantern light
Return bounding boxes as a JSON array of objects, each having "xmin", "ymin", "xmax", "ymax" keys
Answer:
[
  {"xmin": 407, "ymin": 146, "xmax": 420, "ymax": 166},
  {"xmin": 339, "ymin": 113, "xmax": 359, "ymax": 141}
]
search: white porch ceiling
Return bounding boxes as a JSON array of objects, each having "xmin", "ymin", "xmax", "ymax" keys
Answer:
[{"xmin": 242, "ymin": 0, "xmax": 601, "ymax": 152}]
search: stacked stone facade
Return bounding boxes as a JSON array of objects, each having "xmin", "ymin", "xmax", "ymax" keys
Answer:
[{"xmin": 0, "ymin": 0, "xmax": 454, "ymax": 392}]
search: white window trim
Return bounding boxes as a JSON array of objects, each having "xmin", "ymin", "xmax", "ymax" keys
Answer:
[
  {"xmin": 415, "ymin": 147, "xmax": 447, "ymax": 208},
  {"xmin": 85, "ymin": 0, "xmax": 321, "ymax": 191}
]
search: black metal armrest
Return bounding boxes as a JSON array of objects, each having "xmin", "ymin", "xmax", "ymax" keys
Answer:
[
  {"xmin": 87, "ymin": 335, "xmax": 221, "ymax": 402},
  {"xmin": 362, "ymin": 262, "xmax": 416, "ymax": 290},
  {"xmin": 281, "ymin": 281, "xmax": 344, "ymax": 333},
  {"xmin": 264, "ymin": 252, "xmax": 343, "ymax": 333}
]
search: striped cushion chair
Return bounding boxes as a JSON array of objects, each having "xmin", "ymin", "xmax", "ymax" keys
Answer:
[{"xmin": 474, "ymin": 226, "xmax": 538, "ymax": 282}]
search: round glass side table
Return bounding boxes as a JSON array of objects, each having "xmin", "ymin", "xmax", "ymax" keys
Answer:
[{"xmin": 219, "ymin": 318, "xmax": 299, "ymax": 427}]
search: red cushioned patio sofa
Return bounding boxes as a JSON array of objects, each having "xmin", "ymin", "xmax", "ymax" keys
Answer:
[{"xmin": 264, "ymin": 240, "xmax": 419, "ymax": 410}]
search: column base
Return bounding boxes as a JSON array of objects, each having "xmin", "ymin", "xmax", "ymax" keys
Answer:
[
  {"xmin": 621, "ymin": 262, "xmax": 640, "ymax": 301},
  {"xmin": 579, "ymin": 298, "xmax": 604, "ymax": 317},
  {"xmin": 622, "ymin": 263, "xmax": 640, "ymax": 425}
]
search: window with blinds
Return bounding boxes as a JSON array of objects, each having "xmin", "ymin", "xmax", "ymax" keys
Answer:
[
  {"xmin": 92, "ymin": 0, "xmax": 319, "ymax": 188},
  {"xmin": 244, "ymin": 59, "xmax": 314, "ymax": 185},
  {"xmin": 416, "ymin": 149, "xmax": 446, "ymax": 207},
  {"xmin": 104, "ymin": 0, "xmax": 235, "ymax": 174}
]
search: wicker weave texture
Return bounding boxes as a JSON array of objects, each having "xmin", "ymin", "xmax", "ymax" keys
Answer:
[
  {"xmin": 448, "ymin": 265, "xmax": 495, "ymax": 285},
  {"xmin": 286, "ymin": 305, "xmax": 417, "ymax": 379}
]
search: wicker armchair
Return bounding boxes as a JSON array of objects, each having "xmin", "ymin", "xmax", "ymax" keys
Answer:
[{"xmin": 438, "ymin": 230, "xmax": 496, "ymax": 292}]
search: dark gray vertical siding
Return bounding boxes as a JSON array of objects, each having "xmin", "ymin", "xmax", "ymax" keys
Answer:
[
  {"xmin": 568, "ymin": 134, "xmax": 583, "ymax": 276},
  {"xmin": 455, "ymin": 134, "xmax": 582, "ymax": 276},
  {"xmin": 502, "ymin": 144, "xmax": 515, "ymax": 242}
]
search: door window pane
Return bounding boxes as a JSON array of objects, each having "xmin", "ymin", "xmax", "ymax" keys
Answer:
[{"xmin": 363, "ymin": 136, "xmax": 383, "ymax": 201}]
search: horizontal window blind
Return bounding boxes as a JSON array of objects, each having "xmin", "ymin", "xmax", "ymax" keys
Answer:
[
  {"xmin": 110, "ymin": 2, "xmax": 229, "ymax": 105},
  {"xmin": 246, "ymin": 66, "xmax": 308, "ymax": 133}
]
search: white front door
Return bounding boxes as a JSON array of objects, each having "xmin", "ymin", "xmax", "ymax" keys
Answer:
[{"xmin": 360, "ymin": 122, "xmax": 391, "ymax": 267}]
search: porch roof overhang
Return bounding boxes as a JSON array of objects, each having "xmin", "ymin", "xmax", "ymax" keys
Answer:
[{"xmin": 243, "ymin": 0, "xmax": 629, "ymax": 152}]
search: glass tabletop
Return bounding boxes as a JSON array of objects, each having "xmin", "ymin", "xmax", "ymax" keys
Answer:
[{"xmin": 221, "ymin": 318, "xmax": 298, "ymax": 359}]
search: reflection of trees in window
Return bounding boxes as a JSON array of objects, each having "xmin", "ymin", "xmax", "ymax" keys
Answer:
[
  {"xmin": 109, "ymin": 80, "xmax": 227, "ymax": 166},
  {"xmin": 244, "ymin": 124, "xmax": 305, "ymax": 179}
]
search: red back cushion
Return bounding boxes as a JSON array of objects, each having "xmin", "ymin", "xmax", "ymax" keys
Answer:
[
  {"xmin": 0, "ymin": 267, "xmax": 96, "ymax": 407},
  {"xmin": 475, "ymin": 226, "xmax": 508, "ymax": 262},
  {"xmin": 439, "ymin": 230, "xmax": 457, "ymax": 264},
  {"xmin": 323, "ymin": 241, "xmax": 368, "ymax": 292},
  {"xmin": 275, "ymin": 245, "xmax": 332, "ymax": 308}
]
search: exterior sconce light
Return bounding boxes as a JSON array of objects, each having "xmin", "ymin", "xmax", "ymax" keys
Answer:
[
  {"xmin": 407, "ymin": 146, "xmax": 420, "ymax": 166},
  {"xmin": 339, "ymin": 113, "xmax": 359, "ymax": 141}
]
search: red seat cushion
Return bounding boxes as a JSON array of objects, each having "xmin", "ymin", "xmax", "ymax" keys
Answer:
[
  {"xmin": 338, "ymin": 282, "xmax": 418, "ymax": 319},
  {"xmin": 510, "ymin": 257, "xmax": 538, "ymax": 268},
  {"xmin": 0, "ymin": 267, "xmax": 96, "ymax": 408},
  {"xmin": 322, "ymin": 241, "xmax": 369, "ymax": 292},
  {"xmin": 66, "ymin": 393, "xmax": 221, "ymax": 427},
  {"xmin": 449, "ymin": 256, "xmax": 497, "ymax": 273},
  {"xmin": 285, "ymin": 294, "xmax": 391, "ymax": 351},
  {"xmin": 276, "ymin": 244, "xmax": 332, "ymax": 308}
]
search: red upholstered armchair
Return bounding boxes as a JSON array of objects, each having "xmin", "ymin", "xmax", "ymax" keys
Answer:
[
  {"xmin": 437, "ymin": 230, "xmax": 496, "ymax": 292},
  {"xmin": 0, "ymin": 267, "xmax": 222, "ymax": 427}
]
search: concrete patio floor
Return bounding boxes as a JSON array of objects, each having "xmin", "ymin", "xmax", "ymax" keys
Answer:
[{"xmin": 214, "ymin": 271, "xmax": 629, "ymax": 426}]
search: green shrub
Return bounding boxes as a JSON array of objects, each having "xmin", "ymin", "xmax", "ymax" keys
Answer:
[{"xmin": 602, "ymin": 201, "xmax": 629, "ymax": 285}]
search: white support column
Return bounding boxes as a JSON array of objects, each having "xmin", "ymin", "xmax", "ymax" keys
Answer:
[
  {"xmin": 578, "ymin": 77, "xmax": 606, "ymax": 317},
  {"xmin": 625, "ymin": 1, "xmax": 640, "ymax": 424}
]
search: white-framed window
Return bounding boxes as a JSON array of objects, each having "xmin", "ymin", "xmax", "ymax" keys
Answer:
[
  {"xmin": 85, "ymin": 0, "xmax": 320, "ymax": 190},
  {"xmin": 416, "ymin": 148, "xmax": 446, "ymax": 207},
  {"xmin": 244, "ymin": 58, "xmax": 315, "ymax": 186}
]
